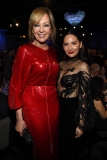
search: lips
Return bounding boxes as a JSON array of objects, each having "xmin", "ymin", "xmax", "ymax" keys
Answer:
[
  {"xmin": 38, "ymin": 34, "xmax": 46, "ymax": 37},
  {"xmin": 68, "ymin": 51, "xmax": 74, "ymax": 54}
]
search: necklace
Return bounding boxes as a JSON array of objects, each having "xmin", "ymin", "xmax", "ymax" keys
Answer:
[{"xmin": 66, "ymin": 56, "xmax": 79, "ymax": 65}]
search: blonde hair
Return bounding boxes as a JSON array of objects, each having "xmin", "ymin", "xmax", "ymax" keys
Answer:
[{"xmin": 28, "ymin": 7, "xmax": 56, "ymax": 44}]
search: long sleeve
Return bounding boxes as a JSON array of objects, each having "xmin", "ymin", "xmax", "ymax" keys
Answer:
[
  {"xmin": 8, "ymin": 46, "xmax": 31, "ymax": 109},
  {"xmin": 74, "ymin": 71, "xmax": 97, "ymax": 131}
]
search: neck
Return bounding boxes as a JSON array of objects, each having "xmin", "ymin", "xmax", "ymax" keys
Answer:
[
  {"xmin": 66, "ymin": 55, "xmax": 79, "ymax": 65},
  {"xmin": 32, "ymin": 41, "xmax": 48, "ymax": 50}
]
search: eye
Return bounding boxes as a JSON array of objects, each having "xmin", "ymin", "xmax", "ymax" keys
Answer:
[
  {"xmin": 33, "ymin": 24, "xmax": 39, "ymax": 27},
  {"xmin": 72, "ymin": 42, "xmax": 77, "ymax": 45},
  {"xmin": 44, "ymin": 24, "xmax": 50, "ymax": 27},
  {"xmin": 63, "ymin": 43, "xmax": 68, "ymax": 46}
]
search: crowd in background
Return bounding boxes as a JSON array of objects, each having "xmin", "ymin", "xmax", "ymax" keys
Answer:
[{"xmin": 1, "ymin": 33, "xmax": 107, "ymax": 160}]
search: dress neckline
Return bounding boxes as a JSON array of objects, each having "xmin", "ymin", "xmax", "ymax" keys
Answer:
[{"xmin": 30, "ymin": 43, "xmax": 49, "ymax": 51}]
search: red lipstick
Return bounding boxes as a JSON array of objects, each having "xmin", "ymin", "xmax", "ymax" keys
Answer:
[{"xmin": 68, "ymin": 51, "xmax": 74, "ymax": 54}]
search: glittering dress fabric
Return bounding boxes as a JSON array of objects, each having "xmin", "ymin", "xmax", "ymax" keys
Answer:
[{"xmin": 8, "ymin": 43, "xmax": 60, "ymax": 160}]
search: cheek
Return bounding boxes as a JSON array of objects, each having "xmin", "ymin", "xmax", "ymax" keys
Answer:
[
  {"xmin": 74, "ymin": 47, "xmax": 80, "ymax": 52},
  {"xmin": 63, "ymin": 46, "xmax": 67, "ymax": 51},
  {"xmin": 74, "ymin": 45, "xmax": 80, "ymax": 50},
  {"xmin": 32, "ymin": 27, "xmax": 38, "ymax": 33},
  {"xmin": 47, "ymin": 28, "xmax": 51, "ymax": 34}
]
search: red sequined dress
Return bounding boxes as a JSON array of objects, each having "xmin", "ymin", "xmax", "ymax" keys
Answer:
[{"xmin": 8, "ymin": 43, "xmax": 60, "ymax": 160}]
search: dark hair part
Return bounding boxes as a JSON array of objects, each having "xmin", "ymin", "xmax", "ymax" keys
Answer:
[
  {"xmin": 90, "ymin": 76, "xmax": 105, "ymax": 102},
  {"xmin": 62, "ymin": 28, "xmax": 86, "ymax": 62}
]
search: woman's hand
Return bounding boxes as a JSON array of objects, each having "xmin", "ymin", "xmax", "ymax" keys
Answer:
[
  {"xmin": 15, "ymin": 107, "xmax": 26, "ymax": 137},
  {"xmin": 75, "ymin": 126, "xmax": 83, "ymax": 138},
  {"xmin": 15, "ymin": 119, "xmax": 26, "ymax": 137}
]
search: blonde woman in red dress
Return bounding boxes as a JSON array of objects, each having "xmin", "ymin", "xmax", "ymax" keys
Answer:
[{"xmin": 8, "ymin": 7, "xmax": 60, "ymax": 160}]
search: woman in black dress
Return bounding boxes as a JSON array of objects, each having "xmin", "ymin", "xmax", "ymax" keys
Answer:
[{"xmin": 57, "ymin": 29, "xmax": 96, "ymax": 159}]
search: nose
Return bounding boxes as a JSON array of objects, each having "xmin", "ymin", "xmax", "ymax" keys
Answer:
[
  {"xmin": 39, "ymin": 25, "xmax": 44, "ymax": 32},
  {"xmin": 68, "ymin": 45, "xmax": 72, "ymax": 51}
]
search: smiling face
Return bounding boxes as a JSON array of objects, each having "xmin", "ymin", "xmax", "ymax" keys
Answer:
[
  {"xmin": 63, "ymin": 34, "xmax": 82, "ymax": 58},
  {"xmin": 32, "ymin": 13, "xmax": 51, "ymax": 44}
]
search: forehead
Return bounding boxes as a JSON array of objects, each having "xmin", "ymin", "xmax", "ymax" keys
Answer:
[
  {"xmin": 36, "ymin": 13, "xmax": 50, "ymax": 24},
  {"xmin": 32, "ymin": 13, "xmax": 50, "ymax": 24},
  {"xmin": 101, "ymin": 67, "xmax": 106, "ymax": 71},
  {"xmin": 64, "ymin": 34, "xmax": 78, "ymax": 41},
  {"xmin": 40, "ymin": 13, "xmax": 50, "ymax": 21}
]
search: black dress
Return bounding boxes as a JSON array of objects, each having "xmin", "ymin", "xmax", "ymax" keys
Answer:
[
  {"xmin": 59, "ymin": 97, "xmax": 82, "ymax": 159},
  {"xmin": 57, "ymin": 62, "xmax": 96, "ymax": 160}
]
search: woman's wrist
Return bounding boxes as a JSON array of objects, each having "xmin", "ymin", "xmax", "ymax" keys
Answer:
[
  {"xmin": 16, "ymin": 119, "xmax": 24, "ymax": 121},
  {"xmin": 16, "ymin": 107, "xmax": 23, "ymax": 121}
]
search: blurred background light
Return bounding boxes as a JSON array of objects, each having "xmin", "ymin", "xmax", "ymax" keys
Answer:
[
  {"xmin": 64, "ymin": 11, "xmax": 85, "ymax": 26},
  {"xmin": 0, "ymin": 29, "xmax": 7, "ymax": 51}
]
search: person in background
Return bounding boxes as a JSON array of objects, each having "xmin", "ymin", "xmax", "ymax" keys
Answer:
[
  {"xmin": 90, "ymin": 63, "xmax": 100, "ymax": 77},
  {"xmin": 0, "ymin": 51, "xmax": 4, "ymax": 74},
  {"xmin": 91, "ymin": 76, "xmax": 107, "ymax": 118},
  {"xmin": 94, "ymin": 47, "xmax": 104, "ymax": 66},
  {"xmin": 0, "ymin": 73, "xmax": 9, "ymax": 119},
  {"xmin": 57, "ymin": 29, "xmax": 96, "ymax": 159},
  {"xmin": 8, "ymin": 7, "xmax": 60, "ymax": 160},
  {"xmin": 80, "ymin": 76, "xmax": 107, "ymax": 159},
  {"xmin": 3, "ymin": 47, "xmax": 15, "ymax": 81},
  {"xmin": 99, "ymin": 65, "xmax": 107, "ymax": 90},
  {"xmin": 86, "ymin": 47, "xmax": 92, "ymax": 58},
  {"xmin": 0, "ymin": 72, "xmax": 19, "ymax": 153},
  {"xmin": 87, "ymin": 47, "xmax": 97, "ymax": 66},
  {"xmin": 0, "ymin": 73, "xmax": 11, "ymax": 151}
]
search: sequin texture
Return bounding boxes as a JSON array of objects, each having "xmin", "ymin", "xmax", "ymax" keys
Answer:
[{"xmin": 8, "ymin": 43, "xmax": 60, "ymax": 160}]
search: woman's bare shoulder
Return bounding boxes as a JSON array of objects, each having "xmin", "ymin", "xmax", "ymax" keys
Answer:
[
  {"xmin": 59, "ymin": 61, "xmax": 66, "ymax": 66},
  {"xmin": 76, "ymin": 61, "xmax": 90, "ymax": 73},
  {"xmin": 94, "ymin": 99, "xmax": 104, "ymax": 109},
  {"xmin": 79, "ymin": 61, "xmax": 89, "ymax": 69}
]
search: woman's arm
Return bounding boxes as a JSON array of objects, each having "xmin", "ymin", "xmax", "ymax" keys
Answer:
[
  {"xmin": 15, "ymin": 107, "xmax": 26, "ymax": 136},
  {"xmin": 78, "ymin": 62, "xmax": 90, "ymax": 128},
  {"xmin": 57, "ymin": 61, "xmax": 64, "ymax": 92},
  {"xmin": 8, "ymin": 46, "xmax": 31, "ymax": 136},
  {"xmin": 76, "ymin": 62, "xmax": 97, "ymax": 132},
  {"xmin": 94, "ymin": 99, "xmax": 107, "ymax": 119}
]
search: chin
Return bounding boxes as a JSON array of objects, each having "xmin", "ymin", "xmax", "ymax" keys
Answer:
[
  {"xmin": 67, "ymin": 54, "xmax": 75, "ymax": 58},
  {"xmin": 39, "ymin": 40, "xmax": 48, "ymax": 43}
]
